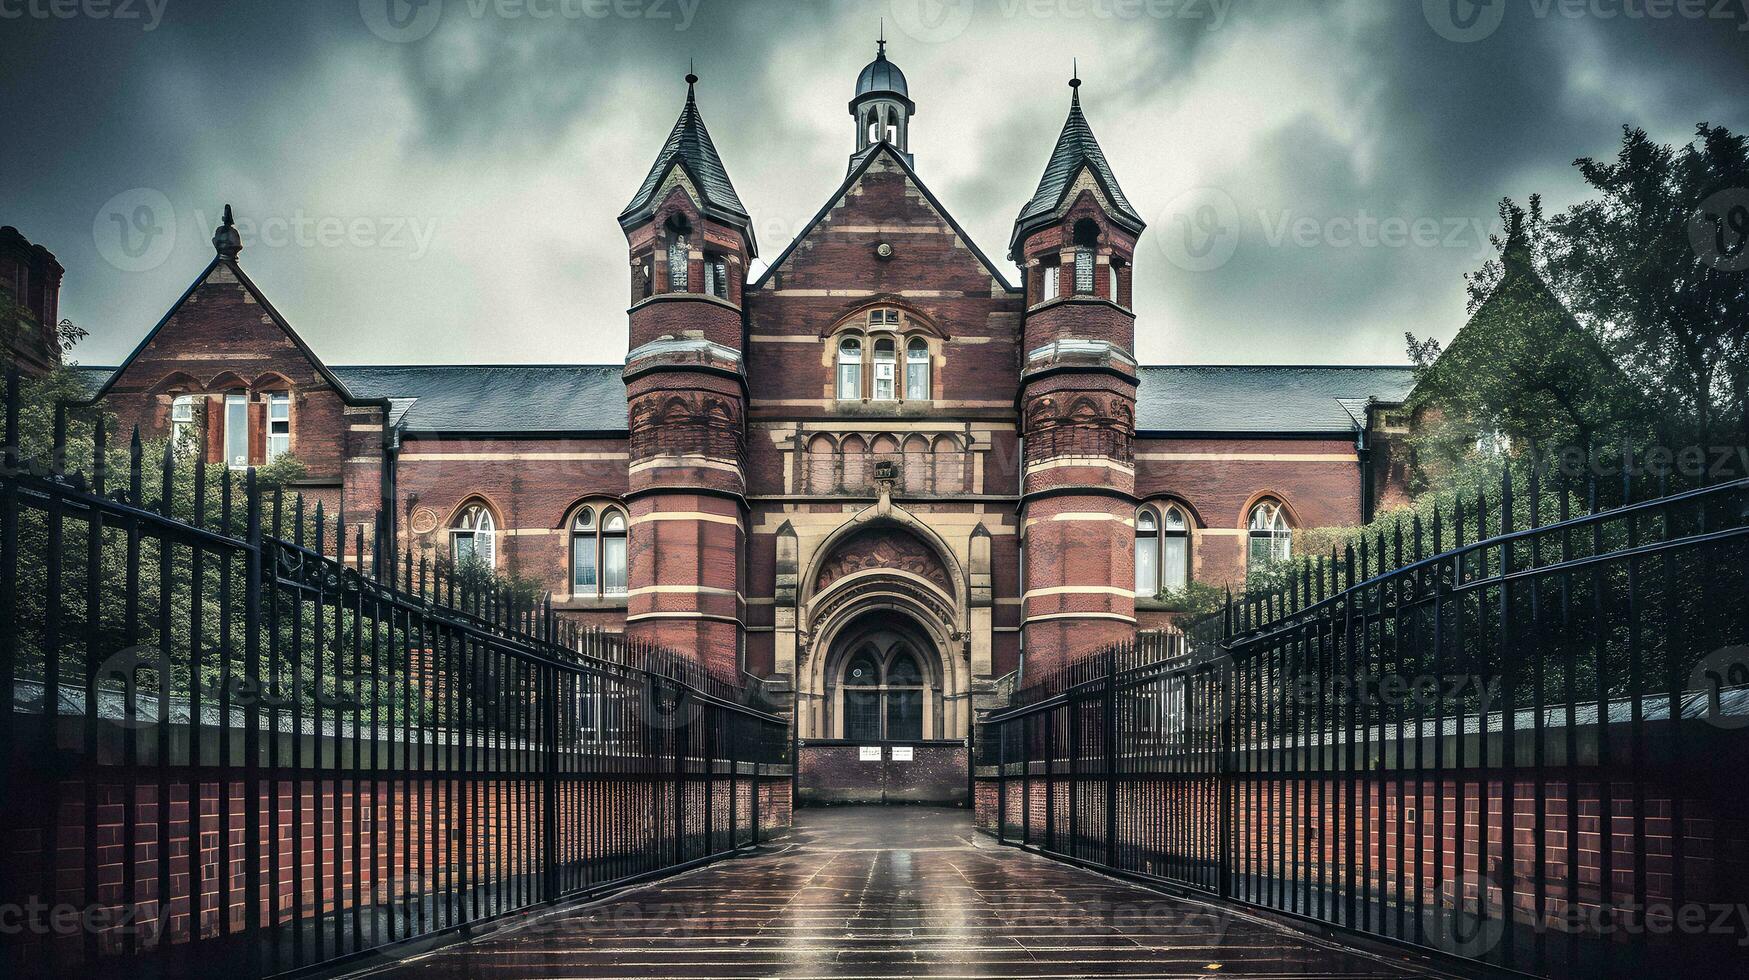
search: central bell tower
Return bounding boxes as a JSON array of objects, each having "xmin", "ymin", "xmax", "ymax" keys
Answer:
[{"xmin": 849, "ymin": 34, "xmax": 914, "ymax": 172}]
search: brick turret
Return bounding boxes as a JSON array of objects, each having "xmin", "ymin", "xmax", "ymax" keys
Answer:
[
  {"xmin": 617, "ymin": 72, "xmax": 754, "ymax": 676},
  {"xmin": 1012, "ymin": 74, "xmax": 1146, "ymax": 677}
]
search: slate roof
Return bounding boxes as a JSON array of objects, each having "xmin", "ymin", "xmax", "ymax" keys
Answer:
[
  {"xmin": 69, "ymin": 362, "xmax": 1415, "ymax": 438},
  {"xmin": 1011, "ymin": 87, "xmax": 1145, "ymax": 256},
  {"xmin": 330, "ymin": 365, "xmax": 629, "ymax": 435},
  {"xmin": 1134, "ymin": 365, "xmax": 1416, "ymax": 435},
  {"xmin": 855, "ymin": 48, "xmax": 908, "ymax": 99},
  {"xmin": 618, "ymin": 81, "xmax": 754, "ymax": 253}
]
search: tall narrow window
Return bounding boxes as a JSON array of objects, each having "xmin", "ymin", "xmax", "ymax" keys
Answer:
[
  {"xmin": 1248, "ymin": 500, "xmax": 1292, "ymax": 573},
  {"xmin": 703, "ymin": 254, "xmax": 728, "ymax": 298},
  {"xmin": 223, "ymin": 393, "xmax": 249, "ymax": 469},
  {"xmin": 905, "ymin": 338, "xmax": 930, "ymax": 401},
  {"xmin": 1135, "ymin": 508, "xmax": 1159, "ymax": 596},
  {"xmin": 837, "ymin": 337, "xmax": 863, "ymax": 399},
  {"xmin": 571, "ymin": 507, "xmax": 598, "ymax": 595},
  {"xmin": 601, "ymin": 509, "xmax": 628, "ymax": 595},
  {"xmin": 1041, "ymin": 260, "xmax": 1060, "ymax": 301},
  {"xmin": 884, "ymin": 651, "xmax": 924, "ymax": 740},
  {"xmin": 1074, "ymin": 246, "xmax": 1095, "ymax": 293},
  {"xmin": 451, "ymin": 503, "xmax": 496, "ymax": 568},
  {"xmin": 1163, "ymin": 506, "xmax": 1190, "ymax": 592},
  {"xmin": 843, "ymin": 649, "xmax": 881, "ymax": 740},
  {"xmin": 872, "ymin": 338, "xmax": 896, "ymax": 401},
  {"xmin": 667, "ymin": 234, "xmax": 689, "ymax": 291},
  {"xmin": 266, "ymin": 392, "xmax": 291, "ymax": 461},
  {"xmin": 170, "ymin": 395, "xmax": 198, "ymax": 454}
]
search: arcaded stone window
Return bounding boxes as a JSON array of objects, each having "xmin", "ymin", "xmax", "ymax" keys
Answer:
[
  {"xmin": 840, "ymin": 644, "xmax": 925, "ymax": 740},
  {"xmin": 905, "ymin": 338, "xmax": 930, "ymax": 401},
  {"xmin": 872, "ymin": 337, "xmax": 896, "ymax": 401},
  {"xmin": 1247, "ymin": 499, "xmax": 1292, "ymax": 573},
  {"xmin": 450, "ymin": 502, "xmax": 497, "ymax": 568},
  {"xmin": 837, "ymin": 337, "xmax": 862, "ymax": 399}
]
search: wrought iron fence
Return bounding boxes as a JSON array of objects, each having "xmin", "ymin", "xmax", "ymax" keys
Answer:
[
  {"xmin": 978, "ymin": 469, "xmax": 1749, "ymax": 977},
  {"xmin": 0, "ymin": 372, "xmax": 792, "ymax": 978}
]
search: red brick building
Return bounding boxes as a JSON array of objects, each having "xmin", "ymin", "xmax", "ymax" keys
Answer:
[
  {"xmin": 65, "ymin": 49, "xmax": 1415, "ymax": 803},
  {"xmin": 1, "ymin": 225, "xmax": 67, "ymax": 375}
]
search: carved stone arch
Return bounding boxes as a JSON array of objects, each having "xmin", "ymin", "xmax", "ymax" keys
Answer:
[
  {"xmin": 206, "ymin": 370, "xmax": 250, "ymax": 392},
  {"xmin": 1067, "ymin": 396, "xmax": 1103, "ymax": 423},
  {"xmin": 801, "ymin": 503, "xmax": 967, "ymax": 612},
  {"xmin": 249, "ymin": 371, "xmax": 295, "ymax": 392},
  {"xmin": 1238, "ymin": 489, "xmax": 1303, "ymax": 530},
  {"xmin": 146, "ymin": 371, "xmax": 203, "ymax": 397}
]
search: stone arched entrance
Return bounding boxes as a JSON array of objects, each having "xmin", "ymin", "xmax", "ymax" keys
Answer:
[{"xmin": 793, "ymin": 517, "xmax": 972, "ymax": 806}]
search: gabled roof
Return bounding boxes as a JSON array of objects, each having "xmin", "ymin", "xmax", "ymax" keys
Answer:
[
  {"xmin": 618, "ymin": 77, "xmax": 755, "ymax": 255},
  {"xmin": 332, "ymin": 364, "xmax": 629, "ymax": 435},
  {"xmin": 1010, "ymin": 84, "xmax": 1144, "ymax": 257},
  {"xmin": 1135, "ymin": 365, "xmax": 1416, "ymax": 436},
  {"xmin": 753, "ymin": 142, "xmax": 1017, "ymax": 293},
  {"xmin": 70, "ymin": 255, "xmax": 373, "ymax": 408}
]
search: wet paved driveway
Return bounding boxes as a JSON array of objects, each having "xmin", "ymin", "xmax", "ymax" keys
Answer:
[{"xmin": 364, "ymin": 806, "xmax": 1440, "ymax": 978}]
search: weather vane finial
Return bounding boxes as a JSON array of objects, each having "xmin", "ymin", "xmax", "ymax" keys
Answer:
[
  {"xmin": 878, "ymin": 18, "xmax": 886, "ymax": 55},
  {"xmin": 685, "ymin": 58, "xmax": 697, "ymax": 87},
  {"xmin": 1070, "ymin": 58, "xmax": 1081, "ymax": 89}
]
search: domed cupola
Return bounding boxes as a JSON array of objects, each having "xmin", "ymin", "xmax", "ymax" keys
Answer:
[{"xmin": 849, "ymin": 33, "xmax": 915, "ymax": 171}]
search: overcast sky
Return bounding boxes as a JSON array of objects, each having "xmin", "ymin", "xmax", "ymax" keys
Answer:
[{"xmin": 3, "ymin": 0, "xmax": 1745, "ymax": 368}]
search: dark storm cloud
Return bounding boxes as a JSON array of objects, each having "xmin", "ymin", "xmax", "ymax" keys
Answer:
[{"xmin": 1, "ymin": 0, "xmax": 1744, "ymax": 368}]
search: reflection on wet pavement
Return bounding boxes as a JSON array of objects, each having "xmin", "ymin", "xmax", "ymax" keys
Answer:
[{"xmin": 363, "ymin": 806, "xmax": 1440, "ymax": 978}]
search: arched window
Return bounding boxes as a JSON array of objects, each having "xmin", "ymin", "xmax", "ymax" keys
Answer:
[
  {"xmin": 843, "ymin": 648, "xmax": 882, "ymax": 740},
  {"xmin": 837, "ymin": 337, "xmax": 863, "ymax": 400},
  {"xmin": 170, "ymin": 394, "xmax": 199, "ymax": 454},
  {"xmin": 905, "ymin": 338, "xmax": 930, "ymax": 401},
  {"xmin": 1135, "ymin": 508, "xmax": 1159, "ymax": 596},
  {"xmin": 872, "ymin": 338, "xmax": 896, "ymax": 400},
  {"xmin": 1248, "ymin": 500, "xmax": 1292, "ymax": 572},
  {"xmin": 570, "ymin": 507, "xmax": 597, "ymax": 595},
  {"xmin": 665, "ymin": 216, "xmax": 691, "ymax": 292},
  {"xmin": 1162, "ymin": 505, "xmax": 1190, "ymax": 592},
  {"xmin": 884, "ymin": 650, "xmax": 924, "ymax": 740},
  {"xmin": 601, "ymin": 509, "xmax": 628, "ymax": 595},
  {"xmin": 839, "ymin": 644, "xmax": 927, "ymax": 741},
  {"xmin": 570, "ymin": 505, "xmax": 630, "ymax": 598},
  {"xmin": 451, "ymin": 503, "xmax": 496, "ymax": 568}
]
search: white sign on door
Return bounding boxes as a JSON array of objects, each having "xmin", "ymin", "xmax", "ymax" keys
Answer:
[
  {"xmin": 891, "ymin": 745, "xmax": 914, "ymax": 762},
  {"xmin": 859, "ymin": 746, "xmax": 881, "ymax": 762}
]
